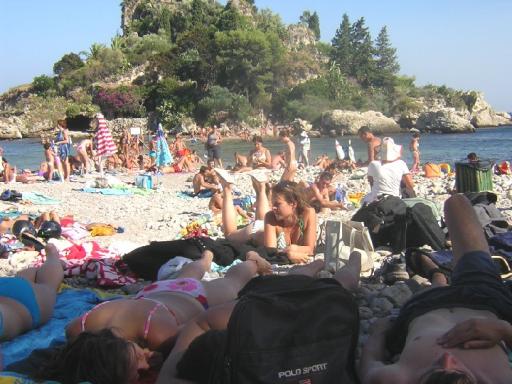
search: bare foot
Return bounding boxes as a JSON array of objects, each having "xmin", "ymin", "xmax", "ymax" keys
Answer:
[
  {"xmin": 246, "ymin": 251, "xmax": 272, "ymax": 275},
  {"xmin": 333, "ymin": 251, "xmax": 361, "ymax": 292},
  {"xmin": 289, "ymin": 259, "xmax": 325, "ymax": 277},
  {"xmin": 250, "ymin": 175, "xmax": 267, "ymax": 194},
  {"xmin": 215, "ymin": 168, "xmax": 234, "ymax": 186},
  {"xmin": 200, "ymin": 250, "xmax": 214, "ymax": 272}
]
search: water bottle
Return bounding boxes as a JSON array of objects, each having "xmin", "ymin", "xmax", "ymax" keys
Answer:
[{"xmin": 335, "ymin": 184, "xmax": 345, "ymax": 202}]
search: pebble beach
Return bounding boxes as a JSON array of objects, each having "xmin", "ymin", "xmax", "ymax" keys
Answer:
[{"xmin": 1, "ymin": 165, "xmax": 511, "ymax": 352}]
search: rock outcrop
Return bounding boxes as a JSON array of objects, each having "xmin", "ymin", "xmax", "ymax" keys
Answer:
[
  {"xmin": 469, "ymin": 93, "xmax": 511, "ymax": 127},
  {"xmin": 416, "ymin": 109, "xmax": 475, "ymax": 133},
  {"xmin": 321, "ymin": 110, "xmax": 401, "ymax": 135},
  {"xmin": 286, "ymin": 24, "xmax": 316, "ymax": 51},
  {"xmin": 0, "ymin": 117, "xmax": 23, "ymax": 139},
  {"xmin": 291, "ymin": 118, "xmax": 312, "ymax": 134}
]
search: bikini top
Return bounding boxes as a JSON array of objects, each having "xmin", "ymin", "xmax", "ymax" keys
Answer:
[
  {"xmin": 276, "ymin": 217, "xmax": 305, "ymax": 251},
  {"xmin": 80, "ymin": 297, "xmax": 180, "ymax": 341}
]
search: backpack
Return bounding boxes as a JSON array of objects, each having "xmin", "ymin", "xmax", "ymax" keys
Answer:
[
  {"xmin": 352, "ymin": 195, "xmax": 408, "ymax": 252},
  {"xmin": 405, "ymin": 202, "xmax": 446, "ymax": 250},
  {"xmin": 211, "ymin": 275, "xmax": 360, "ymax": 384}
]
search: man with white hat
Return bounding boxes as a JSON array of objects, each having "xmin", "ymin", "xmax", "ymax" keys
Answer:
[
  {"xmin": 298, "ymin": 131, "xmax": 311, "ymax": 167},
  {"xmin": 364, "ymin": 137, "xmax": 414, "ymax": 203}
]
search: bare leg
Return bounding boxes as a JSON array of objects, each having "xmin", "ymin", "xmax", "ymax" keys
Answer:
[
  {"xmin": 419, "ymin": 253, "xmax": 448, "ymax": 287},
  {"xmin": 175, "ymin": 250, "xmax": 213, "ymax": 280},
  {"xmin": 288, "ymin": 259, "xmax": 325, "ymax": 277},
  {"xmin": 251, "ymin": 176, "xmax": 269, "ymax": 220},
  {"xmin": 33, "ymin": 244, "xmax": 64, "ymax": 292},
  {"xmin": 444, "ymin": 194, "xmax": 489, "ymax": 267},
  {"xmin": 203, "ymin": 254, "xmax": 263, "ymax": 306},
  {"xmin": 220, "ymin": 180, "xmax": 238, "ymax": 236},
  {"xmin": 332, "ymin": 251, "xmax": 361, "ymax": 292}
]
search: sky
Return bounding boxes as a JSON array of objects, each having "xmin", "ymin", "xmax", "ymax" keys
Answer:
[{"xmin": 1, "ymin": 0, "xmax": 511, "ymax": 111}]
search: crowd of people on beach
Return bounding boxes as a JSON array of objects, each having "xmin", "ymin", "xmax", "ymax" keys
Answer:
[{"xmin": 0, "ymin": 120, "xmax": 511, "ymax": 384}]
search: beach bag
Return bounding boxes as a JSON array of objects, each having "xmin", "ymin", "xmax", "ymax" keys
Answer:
[
  {"xmin": 210, "ymin": 275, "xmax": 359, "ymax": 384},
  {"xmin": 135, "ymin": 174, "xmax": 157, "ymax": 189},
  {"xmin": 324, "ymin": 220, "xmax": 376, "ymax": 275},
  {"xmin": 423, "ymin": 163, "xmax": 441, "ymax": 178}
]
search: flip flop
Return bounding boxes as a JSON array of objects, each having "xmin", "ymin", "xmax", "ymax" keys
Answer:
[
  {"xmin": 215, "ymin": 168, "xmax": 235, "ymax": 184},
  {"xmin": 492, "ymin": 255, "xmax": 512, "ymax": 280},
  {"xmin": 19, "ymin": 232, "xmax": 46, "ymax": 252}
]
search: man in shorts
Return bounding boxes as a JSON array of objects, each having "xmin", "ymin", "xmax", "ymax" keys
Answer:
[
  {"xmin": 361, "ymin": 194, "xmax": 512, "ymax": 384},
  {"xmin": 358, "ymin": 126, "xmax": 381, "ymax": 167}
]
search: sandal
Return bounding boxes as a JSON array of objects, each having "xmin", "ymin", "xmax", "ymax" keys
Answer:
[{"xmin": 492, "ymin": 256, "xmax": 512, "ymax": 280}]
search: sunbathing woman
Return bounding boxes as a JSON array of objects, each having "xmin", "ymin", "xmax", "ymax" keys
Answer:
[
  {"xmin": 233, "ymin": 136, "xmax": 272, "ymax": 172},
  {"xmin": 218, "ymin": 170, "xmax": 316, "ymax": 264},
  {"xmin": 0, "ymin": 243, "xmax": 63, "ymax": 343},
  {"xmin": 43, "ymin": 250, "xmax": 271, "ymax": 383}
]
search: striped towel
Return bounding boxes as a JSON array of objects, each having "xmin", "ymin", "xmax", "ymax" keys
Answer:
[{"xmin": 94, "ymin": 113, "xmax": 117, "ymax": 157}]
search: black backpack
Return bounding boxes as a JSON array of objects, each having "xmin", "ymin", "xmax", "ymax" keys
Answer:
[
  {"xmin": 405, "ymin": 203, "xmax": 446, "ymax": 251},
  {"xmin": 352, "ymin": 195, "xmax": 408, "ymax": 252},
  {"xmin": 211, "ymin": 275, "xmax": 360, "ymax": 384}
]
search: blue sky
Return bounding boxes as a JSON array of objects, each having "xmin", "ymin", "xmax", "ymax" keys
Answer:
[{"xmin": 1, "ymin": 0, "xmax": 511, "ymax": 111}]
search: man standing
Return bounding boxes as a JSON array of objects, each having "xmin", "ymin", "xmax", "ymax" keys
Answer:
[
  {"xmin": 298, "ymin": 131, "xmax": 311, "ymax": 167},
  {"xmin": 358, "ymin": 126, "xmax": 381, "ymax": 167}
]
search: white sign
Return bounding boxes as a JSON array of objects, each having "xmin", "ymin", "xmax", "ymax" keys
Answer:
[{"xmin": 130, "ymin": 127, "xmax": 141, "ymax": 136}]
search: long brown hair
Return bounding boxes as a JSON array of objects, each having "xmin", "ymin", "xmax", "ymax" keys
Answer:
[{"xmin": 272, "ymin": 181, "xmax": 309, "ymax": 215}]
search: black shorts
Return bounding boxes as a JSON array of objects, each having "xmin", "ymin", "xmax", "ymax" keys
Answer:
[
  {"xmin": 208, "ymin": 145, "xmax": 221, "ymax": 160},
  {"xmin": 386, "ymin": 251, "xmax": 512, "ymax": 354}
]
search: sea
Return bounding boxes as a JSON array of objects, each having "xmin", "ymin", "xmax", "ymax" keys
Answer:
[{"xmin": 2, "ymin": 126, "xmax": 511, "ymax": 171}]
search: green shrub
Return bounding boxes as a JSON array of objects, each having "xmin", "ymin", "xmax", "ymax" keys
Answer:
[{"xmin": 32, "ymin": 75, "xmax": 56, "ymax": 96}]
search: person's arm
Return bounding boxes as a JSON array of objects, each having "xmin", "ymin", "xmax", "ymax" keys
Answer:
[
  {"xmin": 156, "ymin": 302, "xmax": 235, "ymax": 384},
  {"xmin": 263, "ymin": 211, "xmax": 278, "ymax": 248},
  {"xmin": 402, "ymin": 173, "xmax": 414, "ymax": 190},
  {"xmin": 284, "ymin": 207, "xmax": 316, "ymax": 262},
  {"xmin": 262, "ymin": 149, "xmax": 272, "ymax": 168},
  {"xmin": 360, "ymin": 318, "xmax": 404, "ymax": 384},
  {"xmin": 437, "ymin": 318, "xmax": 512, "ymax": 349}
]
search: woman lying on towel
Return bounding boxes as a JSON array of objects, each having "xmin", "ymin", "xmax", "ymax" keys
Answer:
[
  {"xmin": 38, "ymin": 250, "xmax": 271, "ymax": 384},
  {"xmin": 0, "ymin": 244, "xmax": 63, "ymax": 345},
  {"xmin": 217, "ymin": 169, "xmax": 316, "ymax": 264}
]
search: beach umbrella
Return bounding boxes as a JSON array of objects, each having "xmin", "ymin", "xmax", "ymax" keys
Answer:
[
  {"xmin": 155, "ymin": 124, "xmax": 173, "ymax": 167},
  {"xmin": 94, "ymin": 113, "xmax": 117, "ymax": 158}
]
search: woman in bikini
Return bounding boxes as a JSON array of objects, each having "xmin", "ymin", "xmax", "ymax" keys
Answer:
[
  {"xmin": 218, "ymin": 169, "xmax": 316, "ymax": 264},
  {"xmin": 42, "ymin": 250, "xmax": 271, "ymax": 384},
  {"xmin": 0, "ymin": 244, "xmax": 63, "ymax": 344},
  {"xmin": 409, "ymin": 132, "xmax": 420, "ymax": 173}
]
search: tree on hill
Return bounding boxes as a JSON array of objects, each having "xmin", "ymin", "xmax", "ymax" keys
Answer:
[
  {"xmin": 349, "ymin": 17, "xmax": 375, "ymax": 86},
  {"xmin": 300, "ymin": 10, "xmax": 320, "ymax": 40},
  {"xmin": 53, "ymin": 53, "xmax": 84, "ymax": 77},
  {"xmin": 331, "ymin": 13, "xmax": 352, "ymax": 74},
  {"xmin": 374, "ymin": 26, "xmax": 400, "ymax": 88}
]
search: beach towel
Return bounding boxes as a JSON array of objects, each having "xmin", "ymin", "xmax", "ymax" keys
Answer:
[
  {"xmin": 155, "ymin": 123, "xmax": 173, "ymax": 167},
  {"xmin": 81, "ymin": 187, "xmax": 133, "ymax": 196},
  {"xmin": 0, "ymin": 210, "xmax": 22, "ymax": 220},
  {"xmin": 0, "ymin": 287, "xmax": 107, "ymax": 367},
  {"xmin": 21, "ymin": 192, "xmax": 60, "ymax": 205},
  {"xmin": 94, "ymin": 113, "xmax": 117, "ymax": 157}
]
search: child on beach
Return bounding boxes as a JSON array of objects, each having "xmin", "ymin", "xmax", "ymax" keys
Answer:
[
  {"xmin": 410, "ymin": 132, "xmax": 420, "ymax": 173},
  {"xmin": 42, "ymin": 143, "xmax": 56, "ymax": 181},
  {"xmin": 74, "ymin": 139, "xmax": 94, "ymax": 174}
]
